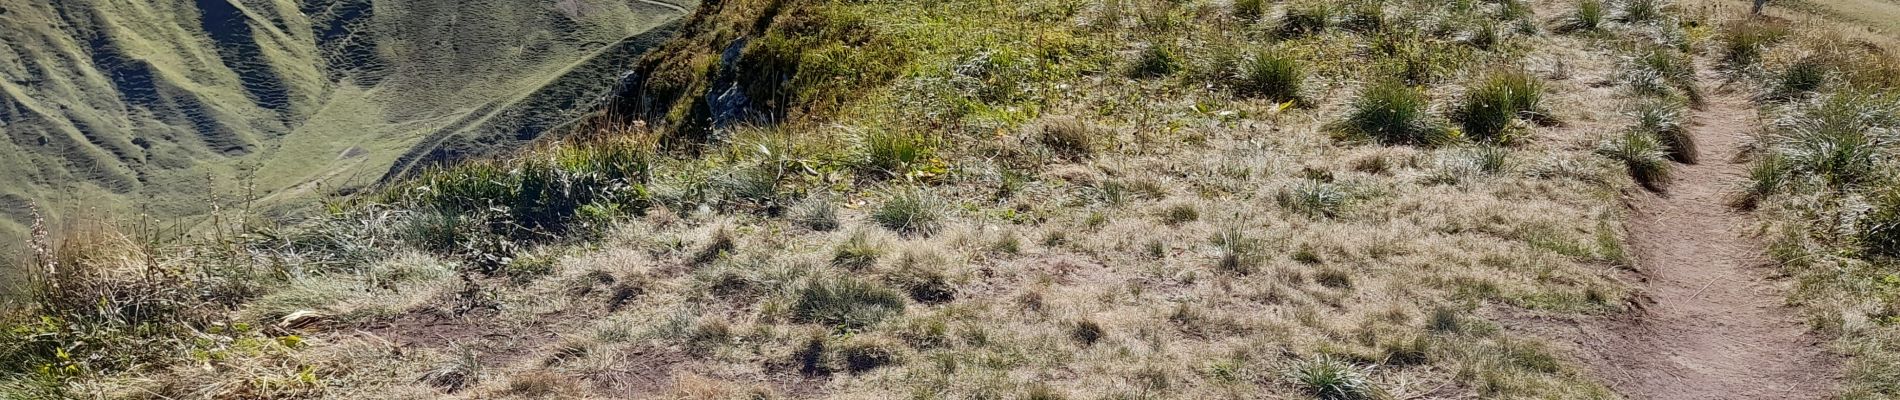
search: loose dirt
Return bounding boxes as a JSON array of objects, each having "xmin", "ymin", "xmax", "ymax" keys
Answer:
[{"xmin": 1582, "ymin": 69, "xmax": 1840, "ymax": 399}]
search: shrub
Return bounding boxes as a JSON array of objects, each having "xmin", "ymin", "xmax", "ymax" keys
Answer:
[
  {"xmin": 873, "ymin": 187, "xmax": 945, "ymax": 236},
  {"xmin": 1235, "ymin": 52, "xmax": 1307, "ymax": 105},
  {"xmin": 1278, "ymin": 180, "xmax": 1348, "ymax": 218},
  {"xmin": 1598, "ymin": 130, "xmax": 1673, "ymax": 190},
  {"xmin": 1287, "ymin": 356, "xmax": 1375, "ymax": 400},
  {"xmin": 1631, "ymin": 100, "xmax": 1697, "ymax": 164},
  {"xmin": 1129, "ymin": 44, "xmax": 1177, "ymax": 78},
  {"xmin": 1280, "ymin": 2, "xmax": 1335, "ymax": 37},
  {"xmin": 1720, "ymin": 19, "xmax": 1790, "ymax": 67},
  {"xmin": 1555, "ymin": 0, "xmax": 1606, "ymax": 33},
  {"xmin": 1453, "ymin": 70, "xmax": 1548, "ymax": 143},
  {"xmin": 856, "ymin": 129, "xmax": 938, "ymax": 180},
  {"xmin": 790, "ymin": 276, "xmax": 906, "ymax": 329},
  {"xmin": 1341, "ymin": 79, "xmax": 1442, "ymax": 145}
]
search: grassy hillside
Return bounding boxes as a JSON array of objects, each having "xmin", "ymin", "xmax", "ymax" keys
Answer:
[
  {"xmin": 0, "ymin": 0, "xmax": 692, "ymax": 247},
  {"xmin": 9, "ymin": 0, "xmax": 1900, "ymax": 398}
]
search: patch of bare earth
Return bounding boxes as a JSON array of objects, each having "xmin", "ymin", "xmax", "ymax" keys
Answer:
[{"xmin": 1581, "ymin": 69, "xmax": 1840, "ymax": 399}]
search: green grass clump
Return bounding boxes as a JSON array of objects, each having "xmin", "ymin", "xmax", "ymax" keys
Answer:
[
  {"xmin": 1038, "ymin": 116, "xmax": 1103, "ymax": 160},
  {"xmin": 1453, "ymin": 70, "xmax": 1549, "ymax": 142},
  {"xmin": 1631, "ymin": 100, "xmax": 1697, "ymax": 164},
  {"xmin": 792, "ymin": 195, "xmax": 840, "ymax": 232},
  {"xmin": 1160, "ymin": 202, "xmax": 1200, "ymax": 225},
  {"xmin": 1862, "ymin": 191, "xmax": 1900, "ymax": 258},
  {"xmin": 1339, "ymin": 2, "xmax": 1386, "ymax": 34},
  {"xmin": 855, "ymin": 129, "xmax": 938, "ymax": 180},
  {"xmin": 1598, "ymin": 130, "xmax": 1673, "ymax": 190},
  {"xmin": 1232, "ymin": 0, "xmax": 1266, "ymax": 22},
  {"xmin": 791, "ymin": 276, "xmax": 906, "ymax": 330},
  {"xmin": 1625, "ymin": 47, "xmax": 1703, "ymax": 105},
  {"xmin": 834, "ymin": 335, "xmax": 900, "ymax": 373},
  {"xmin": 398, "ymin": 138, "xmax": 653, "ymax": 261},
  {"xmin": 1210, "ymin": 228, "xmax": 1261, "ymax": 275},
  {"xmin": 1772, "ymin": 57, "xmax": 1832, "ymax": 100},
  {"xmin": 1280, "ymin": 2, "xmax": 1336, "ymax": 37},
  {"xmin": 1129, "ymin": 44, "xmax": 1178, "ymax": 78},
  {"xmin": 1340, "ymin": 79, "xmax": 1443, "ymax": 145},
  {"xmin": 1736, "ymin": 154, "xmax": 1791, "ymax": 209},
  {"xmin": 1616, "ymin": 0, "xmax": 1665, "ymax": 24},
  {"xmin": 832, "ymin": 231, "xmax": 883, "ymax": 270},
  {"xmin": 1286, "ymin": 356, "xmax": 1375, "ymax": 400},
  {"xmin": 873, "ymin": 188, "xmax": 945, "ymax": 236},
  {"xmin": 1720, "ymin": 19, "xmax": 1790, "ymax": 68},
  {"xmin": 886, "ymin": 255, "xmax": 955, "ymax": 304},
  {"xmin": 1234, "ymin": 52, "xmax": 1308, "ymax": 105},
  {"xmin": 1278, "ymin": 180, "xmax": 1348, "ymax": 218},
  {"xmin": 1769, "ymin": 91, "xmax": 1898, "ymax": 187},
  {"xmin": 1555, "ymin": 0, "xmax": 1606, "ymax": 33}
]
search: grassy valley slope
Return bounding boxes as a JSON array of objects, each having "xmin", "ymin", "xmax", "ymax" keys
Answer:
[{"xmin": 0, "ymin": 0, "xmax": 693, "ymax": 242}]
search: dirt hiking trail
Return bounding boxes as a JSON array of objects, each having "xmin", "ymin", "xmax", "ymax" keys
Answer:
[{"xmin": 1583, "ymin": 69, "xmax": 1840, "ymax": 399}]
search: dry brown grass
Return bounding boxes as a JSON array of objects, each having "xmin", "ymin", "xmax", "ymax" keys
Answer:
[{"xmin": 2, "ymin": 0, "xmax": 1702, "ymax": 398}]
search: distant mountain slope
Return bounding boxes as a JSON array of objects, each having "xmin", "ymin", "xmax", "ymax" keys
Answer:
[{"xmin": 0, "ymin": 0, "xmax": 693, "ymax": 239}]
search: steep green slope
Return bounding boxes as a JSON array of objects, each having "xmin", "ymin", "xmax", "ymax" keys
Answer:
[{"xmin": 0, "ymin": 0, "xmax": 693, "ymax": 241}]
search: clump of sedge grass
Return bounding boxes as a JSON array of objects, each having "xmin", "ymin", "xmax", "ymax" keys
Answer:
[
  {"xmin": 1734, "ymin": 153, "xmax": 1791, "ymax": 209},
  {"xmin": 832, "ymin": 231, "xmax": 883, "ymax": 270},
  {"xmin": 855, "ymin": 129, "xmax": 937, "ymax": 180},
  {"xmin": 1232, "ymin": 0, "xmax": 1266, "ymax": 22},
  {"xmin": 1278, "ymin": 180, "xmax": 1348, "ymax": 218},
  {"xmin": 1286, "ymin": 356, "xmax": 1375, "ymax": 400},
  {"xmin": 1234, "ymin": 51, "xmax": 1308, "ymax": 105},
  {"xmin": 1555, "ymin": 0, "xmax": 1606, "ymax": 33},
  {"xmin": 1770, "ymin": 57, "xmax": 1831, "ymax": 101},
  {"xmin": 1597, "ymin": 130, "xmax": 1673, "ymax": 191},
  {"xmin": 1453, "ymin": 70, "xmax": 1549, "ymax": 143},
  {"xmin": 1279, "ymin": 2, "xmax": 1335, "ymax": 37},
  {"xmin": 1861, "ymin": 191, "xmax": 1900, "ymax": 259},
  {"xmin": 790, "ymin": 275, "xmax": 906, "ymax": 330},
  {"xmin": 1037, "ymin": 116, "xmax": 1103, "ymax": 160},
  {"xmin": 1340, "ymin": 78, "xmax": 1443, "ymax": 145},
  {"xmin": 1767, "ymin": 91, "xmax": 1898, "ymax": 187},
  {"xmin": 1129, "ymin": 44, "xmax": 1178, "ymax": 78},
  {"xmin": 873, "ymin": 187, "xmax": 945, "ymax": 236},
  {"xmin": 1615, "ymin": 0, "xmax": 1665, "ymax": 24},
  {"xmin": 1624, "ymin": 46, "xmax": 1703, "ymax": 106},
  {"xmin": 1719, "ymin": 18, "xmax": 1790, "ymax": 68},
  {"xmin": 792, "ymin": 195, "xmax": 840, "ymax": 231},
  {"xmin": 1630, "ymin": 100, "xmax": 1697, "ymax": 164}
]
